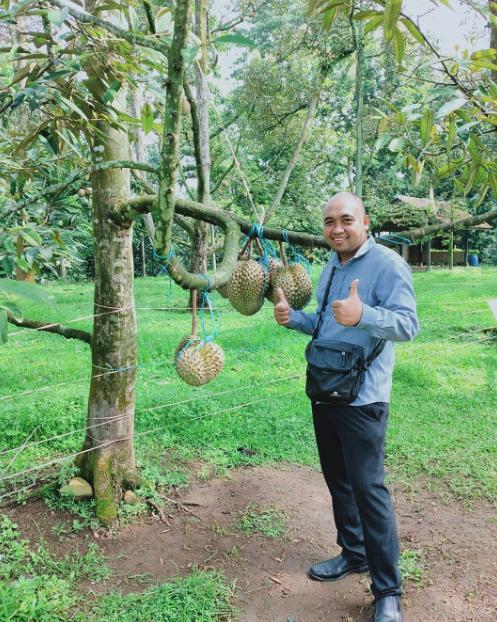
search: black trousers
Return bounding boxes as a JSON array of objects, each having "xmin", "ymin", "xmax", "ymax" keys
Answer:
[{"xmin": 312, "ymin": 401, "xmax": 402, "ymax": 600}]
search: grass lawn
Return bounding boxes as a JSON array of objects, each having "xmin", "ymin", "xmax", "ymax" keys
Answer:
[
  {"xmin": 1, "ymin": 266, "xmax": 497, "ymax": 620},
  {"xmin": 1, "ymin": 266, "xmax": 497, "ymax": 503}
]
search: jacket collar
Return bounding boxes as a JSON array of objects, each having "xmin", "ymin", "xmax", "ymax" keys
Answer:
[{"xmin": 331, "ymin": 235, "xmax": 375, "ymax": 267}]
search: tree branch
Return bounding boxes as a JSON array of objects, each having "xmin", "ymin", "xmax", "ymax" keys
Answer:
[
  {"xmin": 7, "ymin": 314, "xmax": 92, "ymax": 344},
  {"xmin": 263, "ymin": 91, "xmax": 320, "ymax": 224},
  {"xmin": 47, "ymin": 0, "xmax": 168, "ymax": 54},
  {"xmin": 397, "ymin": 208, "xmax": 497, "ymax": 240},
  {"xmin": 156, "ymin": 0, "xmax": 192, "ymax": 255},
  {"xmin": 121, "ymin": 194, "xmax": 328, "ymax": 249}
]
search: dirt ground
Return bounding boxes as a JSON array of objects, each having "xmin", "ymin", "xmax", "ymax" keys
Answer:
[{"xmin": 6, "ymin": 465, "xmax": 497, "ymax": 622}]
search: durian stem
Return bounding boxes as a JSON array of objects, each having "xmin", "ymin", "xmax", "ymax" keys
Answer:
[
  {"xmin": 191, "ymin": 289, "xmax": 198, "ymax": 337},
  {"xmin": 279, "ymin": 241, "xmax": 288, "ymax": 267},
  {"xmin": 240, "ymin": 235, "xmax": 252, "ymax": 258},
  {"xmin": 254, "ymin": 237, "xmax": 264, "ymax": 257}
]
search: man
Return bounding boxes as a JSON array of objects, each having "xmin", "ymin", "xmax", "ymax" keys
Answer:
[{"xmin": 274, "ymin": 192, "xmax": 419, "ymax": 622}]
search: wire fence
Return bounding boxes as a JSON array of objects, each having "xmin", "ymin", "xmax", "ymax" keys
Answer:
[
  {"xmin": 0, "ymin": 383, "xmax": 304, "ymax": 502},
  {"xmin": 2, "ymin": 274, "xmax": 496, "ymax": 506}
]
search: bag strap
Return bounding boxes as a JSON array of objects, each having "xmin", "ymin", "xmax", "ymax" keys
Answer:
[
  {"xmin": 312, "ymin": 266, "xmax": 336, "ymax": 339},
  {"xmin": 362, "ymin": 338, "xmax": 386, "ymax": 369},
  {"xmin": 313, "ymin": 264, "xmax": 386, "ymax": 365}
]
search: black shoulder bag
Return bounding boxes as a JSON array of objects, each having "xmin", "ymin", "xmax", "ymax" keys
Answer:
[{"xmin": 305, "ymin": 266, "xmax": 386, "ymax": 405}]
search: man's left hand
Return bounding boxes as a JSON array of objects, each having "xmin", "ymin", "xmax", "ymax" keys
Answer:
[{"xmin": 332, "ymin": 279, "xmax": 363, "ymax": 326}]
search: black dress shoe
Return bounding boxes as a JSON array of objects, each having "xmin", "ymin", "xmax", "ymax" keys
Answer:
[
  {"xmin": 309, "ymin": 553, "xmax": 368, "ymax": 582},
  {"xmin": 372, "ymin": 596, "xmax": 403, "ymax": 622}
]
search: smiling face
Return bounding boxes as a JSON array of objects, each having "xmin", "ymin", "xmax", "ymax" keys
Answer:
[{"xmin": 322, "ymin": 192, "xmax": 370, "ymax": 263}]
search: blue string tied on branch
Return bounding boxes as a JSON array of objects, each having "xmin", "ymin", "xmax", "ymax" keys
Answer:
[
  {"xmin": 153, "ymin": 247, "xmax": 175, "ymax": 303},
  {"xmin": 197, "ymin": 274, "xmax": 220, "ymax": 343},
  {"xmin": 281, "ymin": 230, "xmax": 312, "ymax": 275}
]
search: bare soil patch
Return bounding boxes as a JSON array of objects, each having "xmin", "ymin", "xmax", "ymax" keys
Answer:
[{"xmin": 6, "ymin": 465, "xmax": 497, "ymax": 621}]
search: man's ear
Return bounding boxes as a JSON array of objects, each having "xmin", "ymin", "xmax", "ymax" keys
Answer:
[{"xmin": 364, "ymin": 214, "xmax": 370, "ymax": 230}]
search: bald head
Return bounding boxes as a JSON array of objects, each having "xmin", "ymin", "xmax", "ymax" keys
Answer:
[
  {"xmin": 323, "ymin": 192, "xmax": 366, "ymax": 217},
  {"xmin": 322, "ymin": 191, "xmax": 370, "ymax": 262}
]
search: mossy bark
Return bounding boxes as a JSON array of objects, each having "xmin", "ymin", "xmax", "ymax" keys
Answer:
[{"xmin": 77, "ymin": 21, "xmax": 138, "ymax": 526}]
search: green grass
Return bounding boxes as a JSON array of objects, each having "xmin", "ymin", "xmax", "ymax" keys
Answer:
[
  {"xmin": 399, "ymin": 549, "xmax": 425, "ymax": 587},
  {"xmin": 236, "ymin": 504, "xmax": 287, "ymax": 539},
  {"xmin": 0, "ymin": 516, "xmax": 234, "ymax": 622},
  {"xmin": 1, "ymin": 267, "xmax": 497, "ymax": 505},
  {"xmin": 87, "ymin": 570, "xmax": 235, "ymax": 622}
]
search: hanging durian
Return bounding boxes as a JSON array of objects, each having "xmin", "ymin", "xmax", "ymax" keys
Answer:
[
  {"xmin": 227, "ymin": 238, "xmax": 268, "ymax": 315},
  {"xmin": 174, "ymin": 289, "xmax": 224, "ymax": 386},
  {"xmin": 268, "ymin": 242, "xmax": 312, "ymax": 310},
  {"xmin": 264, "ymin": 257, "xmax": 284, "ymax": 302},
  {"xmin": 175, "ymin": 336, "xmax": 224, "ymax": 386}
]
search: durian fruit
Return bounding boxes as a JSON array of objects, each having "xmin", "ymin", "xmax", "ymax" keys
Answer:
[
  {"xmin": 174, "ymin": 336, "xmax": 224, "ymax": 386},
  {"xmin": 264, "ymin": 258, "xmax": 284, "ymax": 302},
  {"xmin": 270, "ymin": 263, "xmax": 312, "ymax": 310},
  {"xmin": 227, "ymin": 258, "xmax": 268, "ymax": 315}
]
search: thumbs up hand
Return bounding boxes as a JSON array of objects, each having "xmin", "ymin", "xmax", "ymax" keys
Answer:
[
  {"xmin": 332, "ymin": 279, "xmax": 363, "ymax": 326},
  {"xmin": 274, "ymin": 287, "xmax": 291, "ymax": 326}
]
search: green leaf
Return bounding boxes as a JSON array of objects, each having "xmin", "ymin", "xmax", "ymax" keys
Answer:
[
  {"xmin": 470, "ymin": 48, "xmax": 497, "ymax": 61},
  {"xmin": 420, "ymin": 107, "xmax": 434, "ymax": 145},
  {"xmin": 103, "ymin": 79, "xmax": 122, "ymax": 105},
  {"xmin": 155, "ymin": 7, "xmax": 172, "ymax": 33},
  {"xmin": 436, "ymin": 97, "xmax": 467, "ymax": 118},
  {"xmin": 400, "ymin": 17, "xmax": 425, "ymax": 45},
  {"xmin": 141, "ymin": 102, "xmax": 154, "ymax": 134},
  {"xmin": 383, "ymin": 0, "xmax": 402, "ymax": 43},
  {"xmin": 1, "ymin": 301, "xmax": 22, "ymax": 320},
  {"xmin": 364, "ymin": 15, "xmax": 383, "ymax": 35},
  {"xmin": 0, "ymin": 280, "xmax": 55, "ymax": 310},
  {"xmin": 20, "ymin": 229, "xmax": 43, "ymax": 246},
  {"xmin": 353, "ymin": 9, "xmax": 382, "ymax": 19},
  {"xmin": 436, "ymin": 158, "xmax": 464, "ymax": 179},
  {"xmin": 388, "ymin": 137, "xmax": 405, "ymax": 152},
  {"xmin": 213, "ymin": 34, "xmax": 256, "ymax": 48},
  {"xmin": 57, "ymin": 95, "xmax": 88, "ymax": 121},
  {"xmin": 375, "ymin": 133, "xmax": 392, "ymax": 151},
  {"xmin": 488, "ymin": 168, "xmax": 497, "ymax": 199},
  {"xmin": 47, "ymin": 7, "xmax": 68, "ymax": 27},
  {"xmin": 181, "ymin": 45, "xmax": 200, "ymax": 63},
  {"xmin": 392, "ymin": 26, "xmax": 405, "ymax": 64},
  {"xmin": 0, "ymin": 310, "xmax": 7, "ymax": 344}
]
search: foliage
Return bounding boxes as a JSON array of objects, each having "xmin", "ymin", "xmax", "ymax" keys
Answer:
[{"xmin": 0, "ymin": 278, "xmax": 55, "ymax": 343}]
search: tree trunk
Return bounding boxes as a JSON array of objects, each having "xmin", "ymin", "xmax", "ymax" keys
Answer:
[
  {"xmin": 76, "ymin": 14, "xmax": 138, "ymax": 525},
  {"xmin": 490, "ymin": 1, "xmax": 497, "ymax": 82},
  {"xmin": 188, "ymin": 0, "xmax": 210, "ymax": 306},
  {"xmin": 353, "ymin": 1, "xmax": 365, "ymax": 198}
]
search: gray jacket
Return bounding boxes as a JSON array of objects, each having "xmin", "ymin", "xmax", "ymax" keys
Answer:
[{"xmin": 287, "ymin": 236, "xmax": 419, "ymax": 405}]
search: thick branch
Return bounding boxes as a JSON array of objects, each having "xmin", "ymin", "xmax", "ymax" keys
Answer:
[
  {"xmin": 47, "ymin": 0, "xmax": 167, "ymax": 53},
  {"xmin": 156, "ymin": 0, "xmax": 192, "ymax": 254},
  {"xmin": 263, "ymin": 92, "xmax": 320, "ymax": 224},
  {"xmin": 184, "ymin": 79, "xmax": 207, "ymax": 201},
  {"xmin": 121, "ymin": 194, "xmax": 328, "ymax": 248},
  {"xmin": 123, "ymin": 194, "xmax": 240, "ymax": 289},
  {"xmin": 397, "ymin": 208, "xmax": 497, "ymax": 240},
  {"xmin": 7, "ymin": 315, "xmax": 91, "ymax": 344}
]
